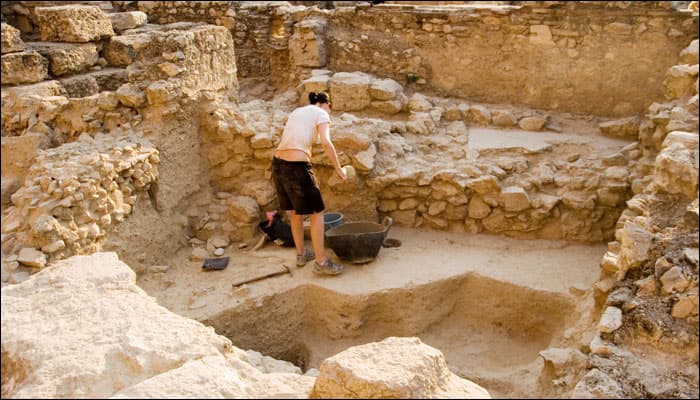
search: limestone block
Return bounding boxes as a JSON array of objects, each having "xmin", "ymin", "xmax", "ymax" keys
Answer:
[
  {"xmin": 671, "ymin": 292, "xmax": 699, "ymax": 318},
  {"xmin": 600, "ymin": 251, "xmax": 620, "ymax": 273},
  {"xmin": 369, "ymin": 78, "xmax": 403, "ymax": 100},
  {"xmin": 604, "ymin": 166, "xmax": 629, "ymax": 182},
  {"xmin": 619, "ymin": 222, "xmax": 654, "ymax": 271},
  {"xmin": 663, "ymin": 64, "xmax": 699, "ymax": 100},
  {"xmin": 634, "ymin": 275, "xmax": 656, "ymax": 297},
  {"xmin": 146, "ymin": 80, "xmax": 181, "ymax": 105},
  {"xmin": 228, "ymin": 196, "xmax": 260, "ymax": 223},
  {"xmin": 310, "ymin": 337, "xmax": 490, "ymax": 399},
  {"xmin": 660, "ymin": 266, "xmax": 690, "ymax": 294},
  {"xmin": 1, "ymin": 50, "xmax": 49, "ymax": 85},
  {"xmin": 518, "ymin": 116, "xmax": 546, "ymax": 131},
  {"xmin": 407, "ymin": 93, "xmax": 432, "ymax": 112},
  {"xmin": 1, "ymin": 80, "xmax": 67, "ymax": 98},
  {"xmin": 370, "ymin": 99, "xmax": 402, "ymax": 114},
  {"xmin": 116, "ymin": 83, "xmax": 146, "ymax": 108},
  {"xmin": 466, "ymin": 105, "xmax": 491, "ymax": 125},
  {"xmin": 492, "ymin": 110, "xmax": 517, "ymax": 127},
  {"xmin": 35, "ymin": 5, "xmax": 114, "ymax": 43},
  {"xmin": 468, "ymin": 196, "xmax": 491, "ymax": 219},
  {"xmin": 352, "ymin": 143, "xmax": 377, "ymax": 171},
  {"xmin": 406, "ymin": 112, "xmax": 436, "ymax": 135},
  {"xmin": 330, "ymin": 72, "xmax": 371, "ymax": 111},
  {"xmin": 501, "ymin": 186, "xmax": 530, "ymax": 212},
  {"xmin": 59, "ymin": 74, "xmax": 100, "ymax": 98},
  {"xmin": 329, "ymin": 128, "xmax": 372, "ymax": 151},
  {"xmin": 598, "ymin": 117, "xmax": 640, "ymax": 138},
  {"xmin": 109, "ymin": 11, "xmax": 148, "ymax": 32},
  {"xmin": 399, "ymin": 198, "xmax": 420, "ymax": 210},
  {"xmin": 90, "ymin": 67, "xmax": 128, "ymax": 91},
  {"xmin": 17, "ymin": 247, "xmax": 46, "ymax": 268},
  {"xmin": 653, "ymin": 131, "xmax": 699, "ymax": 197},
  {"xmin": 561, "ymin": 191, "xmax": 596, "ymax": 209},
  {"xmin": 289, "ymin": 19, "xmax": 327, "ymax": 68},
  {"xmin": 530, "ymin": 193, "xmax": 559, "ymax": 212},
  {"xmin": 679, "ymin": 39, "xmax": 699, "ymax": 65},
  {"xmin": 29, "ymin": 42, "xmax": 98, "ymax": 77},
  {"xmin": 427, "ymin": 201, "xmax": 447, "ymax": 216},
  {"xmin": 443, "ymin": 104, "xmax": 463, "ymax": 121},
  {"xmin": 103, "ymin": 34, "xmax": 142, "ymax": 67},
  {"xmin": 597, "ymin": 306, "xmax": 622, "ymax": 333},
  {"xmin": 1, "ymin": 22, "xmax": 25, "ymax": 54},
  {"xmin": 467, "ymin": 175, "xmax": 500, "ymax": 195}
]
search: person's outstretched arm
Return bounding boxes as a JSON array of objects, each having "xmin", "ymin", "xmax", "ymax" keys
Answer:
[{"xmin": 317, "ymin": 122, "xmax": 346, "ymax": 180}]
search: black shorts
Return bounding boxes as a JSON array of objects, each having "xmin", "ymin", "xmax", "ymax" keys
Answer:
[{"xmin": 271, "ymin": 157, "xmax": 325, "ymax": 215}]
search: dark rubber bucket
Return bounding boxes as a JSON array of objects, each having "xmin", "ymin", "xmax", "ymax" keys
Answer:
[{"xmin": 325, "ymin": 217, "xmax": 393, "ymax": 264}]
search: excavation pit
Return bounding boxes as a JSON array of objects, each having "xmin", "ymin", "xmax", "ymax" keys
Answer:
[{"xmin": 138, "ymin": 226, "xmax": 605, "ymax": 398}]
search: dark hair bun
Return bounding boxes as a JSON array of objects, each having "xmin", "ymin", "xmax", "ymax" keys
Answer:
[{"xmin": 308, "ymin": 92, "xmax": 318, "ymax": 104}]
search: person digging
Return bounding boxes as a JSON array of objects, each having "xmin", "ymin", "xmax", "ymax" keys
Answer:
[{"xmin": 271, "ymin": 91, "xmax": 347, "ymax": 276}]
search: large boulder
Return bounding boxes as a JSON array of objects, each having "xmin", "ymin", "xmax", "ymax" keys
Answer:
[
  {"xmin": 1, "ymin": 252, "xmax": 313, "ymax": 398},
  {"xmin": 310, "ymin": 337, "xmax": 490, "ymax": 398}
]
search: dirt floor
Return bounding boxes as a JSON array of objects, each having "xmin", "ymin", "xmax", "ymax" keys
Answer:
[{"xmin": 137, "ymin": 226, "xmax": 606, "ymax": 398}]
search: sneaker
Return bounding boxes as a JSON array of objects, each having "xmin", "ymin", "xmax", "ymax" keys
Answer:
[
  {"xmin": 296, "ymin": 249, "xmax": 314, "ymax": 267},
  {"xmin": 313, "ymin": 259, "xmax": 344, "ymax": 276}
]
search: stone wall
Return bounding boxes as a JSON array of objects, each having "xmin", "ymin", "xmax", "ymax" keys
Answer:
[
  {"xmin": 113, "ymin": 1, "xmax": 698, "ymax": 117},
  {"xmin": 2, "ymin": 5, "xmax": 241, "ymax": 271},
  {"xmin": 325, "ymin": 1, "xmax": 698, "ymax": 117},
  {"xmin": 568, "ymin": 39, "xmax": 698, "ymax": 399}
]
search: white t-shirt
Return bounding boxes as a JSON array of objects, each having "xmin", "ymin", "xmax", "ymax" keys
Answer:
[{"xmin": 276, "ymin": 105, "xmax": 330, "ymax": 158}]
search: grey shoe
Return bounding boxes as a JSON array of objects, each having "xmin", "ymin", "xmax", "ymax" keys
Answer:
[
  {"xmin": 296, "ymin": 249, "xmax": 314, "ymax": 267},
  {"xmin": 313, "ymin": 259, "xmax": 344, "ymax": 276}
]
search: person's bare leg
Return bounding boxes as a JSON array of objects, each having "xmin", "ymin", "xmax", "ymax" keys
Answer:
[
  {"xmin": 310, "ymin": 211, "xmax": 326, "ymax": 263},
  {"xmin": 288, "ymin": 210, "xmax": 305, "ymax": 255}
]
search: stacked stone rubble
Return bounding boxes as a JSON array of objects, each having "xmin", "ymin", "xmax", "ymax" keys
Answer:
[
  {"xmin": 571, "ymin": 38, "xmax": 699, "ymax": 399},
  {"xmin": 1, "ymin": 134, "xmax": 159, "ymax": 270},
  {"xmin": 0, "ymin": 5, "xmax": 134, "ymax": 98}
]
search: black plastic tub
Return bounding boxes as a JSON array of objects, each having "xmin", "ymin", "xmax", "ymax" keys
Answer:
[{"xmin": 325, "ymin": 217, "xmax": 393, "ymax": 264}]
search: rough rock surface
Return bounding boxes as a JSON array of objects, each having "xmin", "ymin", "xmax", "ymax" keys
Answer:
[
  {"xmin": 310, "ymin": 337, "xmax": 490, "ymax": 399},
  {"xmin": 0, "ymin": 252, "xmax": 314, "ymax": 398},
  {"xmin": 35, "ymin": 5, "xmax": 114, "ymax": 43}
]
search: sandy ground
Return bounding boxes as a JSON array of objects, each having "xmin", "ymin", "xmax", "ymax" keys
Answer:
[
  {"xmin": 138, "ymin": 226, "xmax": 604, "ymax": 325},
  {"xmin": 136, "ymin": 227, "xmax": 604, "ymax": 397}
]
